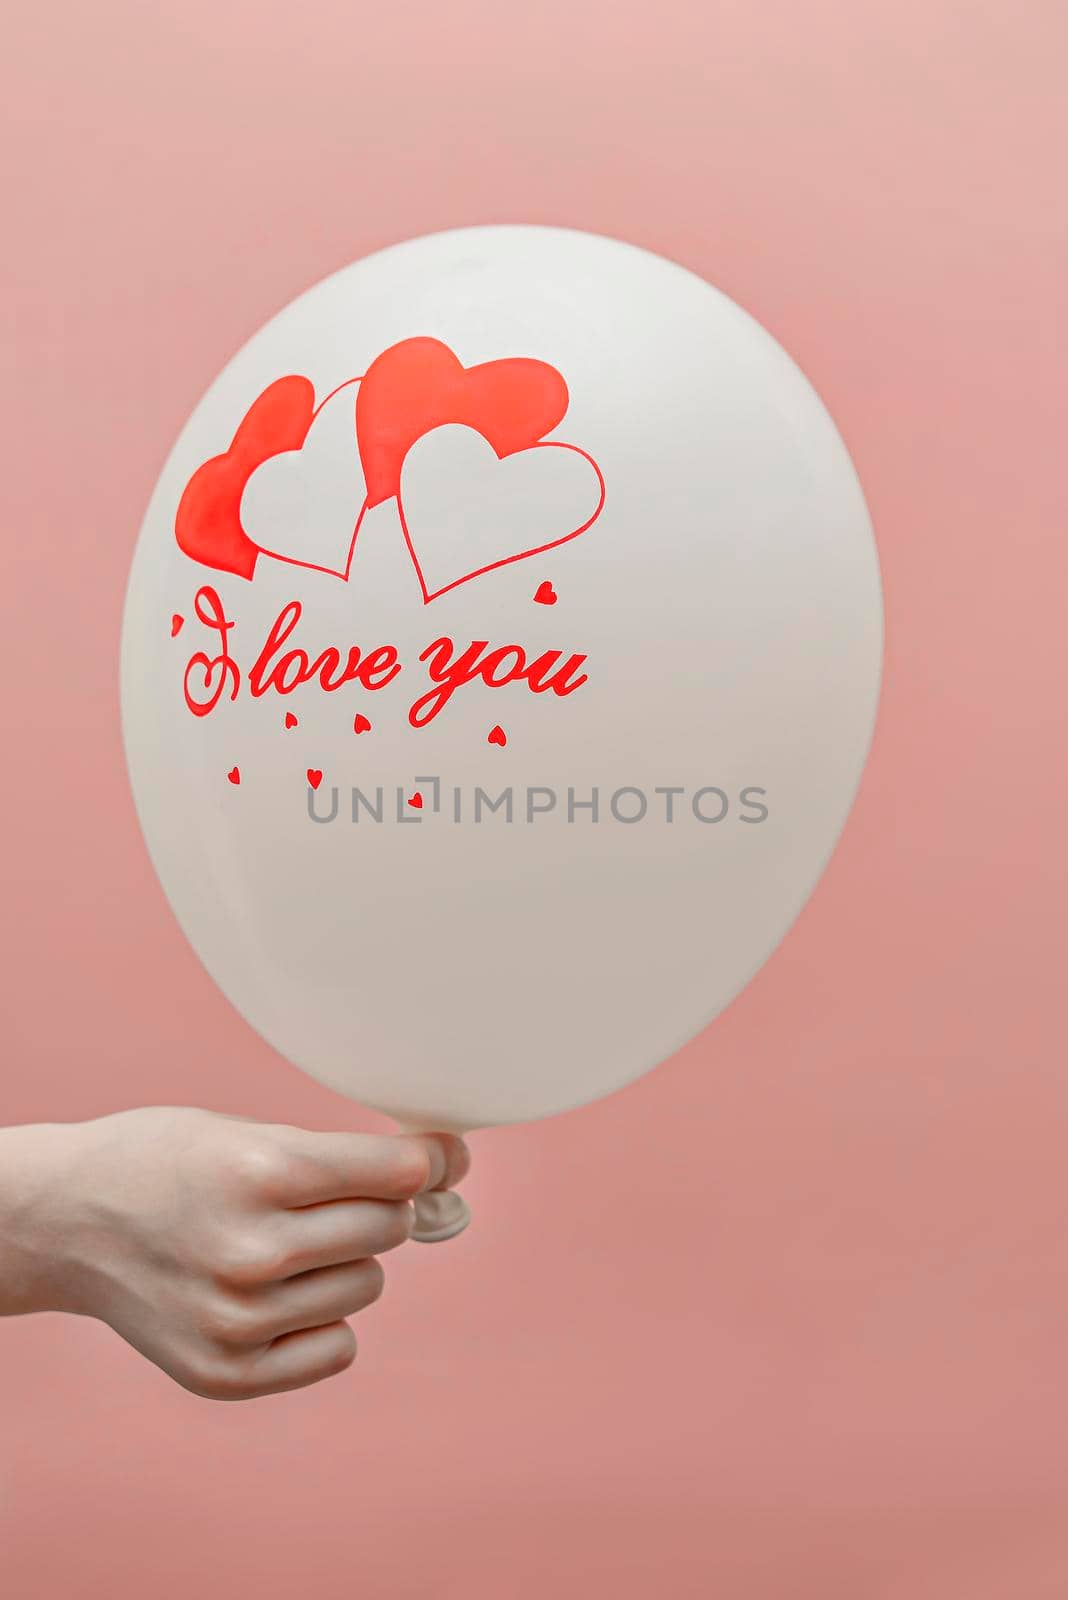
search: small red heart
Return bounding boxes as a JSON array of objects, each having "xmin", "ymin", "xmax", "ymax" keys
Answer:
[
  {"xmin": 488, "ymin": 725, "xmax": 507, "ymax": 746},
  {"xmin": 533, "ymin": 581, "xmax": 557, "ymax": 606},
  {"xmin": 408, "ymin": 791, "xmax": 423, "ymax": 809},
  {"xmin": 284, "ymin": 712, "xmax": 298, "ymax": 729},
  {"xmin": 307, "ymin": 769, "xmax": 323, "ymax": 790},
  {"xmin": 227, "ymin": 766, "xmax": 241, "ymax": 785},
  {"xmin": 353, "ymin": 714, "xmax": 372, "ymax": 734},
  {"xmin": 171, "ymin": 613, "xmax": 184, "ymax": 636}
]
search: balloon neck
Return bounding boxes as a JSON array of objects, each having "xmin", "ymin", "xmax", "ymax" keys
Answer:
[
  {"xmin": 411, "ymin": 1188, "xmax": 471, "ymax": 1244},
  {"xmin": 394, "ymin": 1118, "xmax": 472, "ymax": 1245}
]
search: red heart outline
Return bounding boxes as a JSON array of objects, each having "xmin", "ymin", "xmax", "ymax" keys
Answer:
[
  {"xmin": 397, "ymin": 439, "xmax": 606, "ymax": 603},
  {"xmin": 240, "ymin": 380, "xmax": 371, "ymax": 582}
]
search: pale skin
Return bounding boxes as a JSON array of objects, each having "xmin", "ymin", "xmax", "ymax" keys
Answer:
[{"xmin": 0, "ymin": 1108, "xmax": 469, "ymax": 1402}]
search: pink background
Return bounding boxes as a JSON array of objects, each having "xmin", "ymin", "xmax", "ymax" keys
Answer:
[{"xmin": 2, "ymin": 2, "xmax": 1066, "ymax": 1595}]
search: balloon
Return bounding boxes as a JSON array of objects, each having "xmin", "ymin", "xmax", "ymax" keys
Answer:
[{"xmin": 121, "ymin": 226, "xmax": 882, "ymax": 1238}]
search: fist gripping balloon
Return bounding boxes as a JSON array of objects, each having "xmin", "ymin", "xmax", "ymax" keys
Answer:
[{"xmin": 122, "ymin": 227, "xmax": 883, "ymax": 1238}]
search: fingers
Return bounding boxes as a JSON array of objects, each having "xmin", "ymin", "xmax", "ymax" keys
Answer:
[
  {"xmin": 183, "ymin": 1258, "xmax": 386, "ymax": 1401},
  {"xmin": 185, "ymin": 1257, "xmax": 382, "ymax": 1400},
  {"xmin": 275, "ymin": 1198, "xmax": 413, "ymax": 1275},
  {"xmin": 253, "ymin": 1258, "xmax": 386, "ymax": 1341},
  {"xmin": 193, "ymin": 1322, "xmax": 359, "ymax": 1402},
  {"xmin": 170, "ymin": 1122, "xmax": 473, "ymax": 1402},
  {"xmin": 271, "ymin": 1129, "xmax": 470, "ymax": 1206},
  {"xmin": 247, "ymin": 1322, "xmax": 359, "ymax": 1397}
]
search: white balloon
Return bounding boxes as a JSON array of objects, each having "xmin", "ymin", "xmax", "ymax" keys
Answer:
[{"xmin": 122, "ymin": 225, "xmax": 882, "ymax": 1146}]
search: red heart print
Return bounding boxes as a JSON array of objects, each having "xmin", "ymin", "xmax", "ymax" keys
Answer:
[
  {"xmin": 356, "ymin": 337, "xmax": 569, "ymax": 507},
  {"xmin": 171, "ymin": 613, "xmax": 185, "ymax": 636},
  {"xmin": 408, "ymin": 791, "xmax": 423, "ymax": 809},
  {"xmin": 284, "ymin": 712, "xmax": 298, "ymax": 729},
  {"xmin": 227, "ymin": 766, "xmax": 241, "ymax": 785},
  {"xmin": 353, "ymin": 714, "xmax": 372, "ymax": 734},
  {"xmin": 175, "ymin": 376, "xmax": 316, "ymax": 579},
  {"xmin": 533, "ymin": 581, "xmax": 557, "ymax": 606},
  {"xmin": 488, "ymin": 725, "xmax": 507, "ymax": 746},
  {"xmin": 307, "ymin": 768, "xmax": 323, "ymax": 790}
]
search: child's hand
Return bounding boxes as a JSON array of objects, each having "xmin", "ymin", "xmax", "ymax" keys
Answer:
[{"xmin": 0, "ymin": 1108, "xmax": 469, "ymax": 1400}]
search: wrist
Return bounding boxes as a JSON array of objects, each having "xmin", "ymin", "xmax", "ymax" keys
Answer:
[{"xmin": 0, "ymin": 1120, "xmax": 100, "ymax": 1316}]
